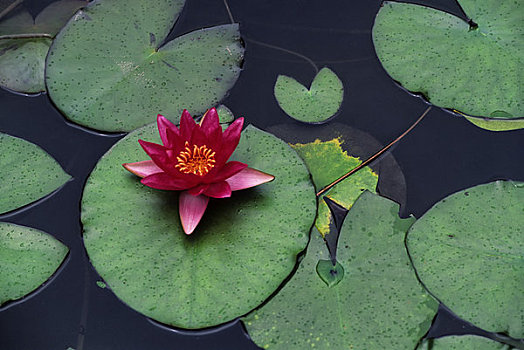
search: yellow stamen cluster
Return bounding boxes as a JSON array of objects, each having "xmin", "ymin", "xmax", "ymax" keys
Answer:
[{"xmin": 175, "ymin": 141, "xmax": 216, "ymax": 176}]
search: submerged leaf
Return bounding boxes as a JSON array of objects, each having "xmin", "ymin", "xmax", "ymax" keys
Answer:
[
  {"xmin": 0, "ymin": 222, "xmax": 68, "ymax": 305},
  {"xmin": 274, "ymin": 67, "xmax": 343, "ymax": 123},
  {"xmin": 0, "ymin": 0, "xmax": 86, "ymax": 93},
  {"xmin": 407, "ymin": 181, "xmax": 524, "ymax": 338},
  {"xmin": 46, "ymin": 0, "xmax": 244, "ymax": 131},
  {"xmin": 0, "ymin": 133, "xmax": 71, "ymax": 214},
  {"xmin": 0, "ymin": 37, "xmax": 51, "ymax": 93},
  {"xmin": 243, "ymin": 192, "xmax": 438, "ymax": 349}
]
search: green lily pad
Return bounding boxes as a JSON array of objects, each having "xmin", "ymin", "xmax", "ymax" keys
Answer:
[
  {"xmin": 243, "ymin": 192, "xmax": 438, "ymax": 349},
  {"xmin": 0, "ymin": 133, "xmax": 71, "ymax": 214},
  {"xmin": 274, "ymin": 67, "xmax": 343, "ymax": 123},
  {"xmin": 373, "ymin": 1, "xmax": 523, "ymax": 130},
  {"xmin": 82, "ymin": 124, "xmax": 316, "ymax": 329},
  {"xmin": 0, "ymin": 0, "xmax": 86, "ymax": 94},
  {"xmin": 291, "ymin": 138, "xmax": 378, "ymax": 237},
  {"xmin": 418, "ymin": 336, "xmax": 511, "ymax": 350},
  {"xmin": 46, "ymin": 0, "xmax": 244, "ymax": 132},
  {"xmin": 0, "ymin": 222, "xmax": 68, "ymax": 305},
  {"xmin": 407, "ymin": 181, "xmax": 524, "ymax": 338},
  {"xmin": 216, "ymin": 104, "xmax": 234, "ymax": 124}
]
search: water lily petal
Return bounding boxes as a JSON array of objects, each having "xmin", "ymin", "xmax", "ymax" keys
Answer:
[
  {"xmin": 157, "ymin": 114, "xmax": 179, "ymax": 148},
  {"xmin": 218, "ymin": 117, "xmax": 244, "ymax": 164},
  {"xmin": 200, "ymin": 108, "xmax": 222, "ymax": 147},
  {"xmin": 141, "ymin": 173, "xmax": 193, "ymax": 191},
  {"xmin": 179, "ymin": 109, "xmax": 196, "ymax": 140},
  {"xmin": 122, "ymin": 160, "xmax": 163, "ymax": 178},
  {"xmin": 179, "ymin": 191, "xmax": 209, "ymax": 235},
  {"xmin": 138, "ymin": 139, "xmax": 171, "ymax": 170},
  {"xmin": 226, "ymin": 167, "xmax": 275, "ymax": 191},
  {"xmin": 203, "ymin": 181, "xmax": 232, "ymax": 198},
  {"xmin": 188, "ymin": 183, "xmax": 209, "ymax": 196},
  {"xmin": 212, "ymin": 161, "xmax": 247, "ymax": 182}
]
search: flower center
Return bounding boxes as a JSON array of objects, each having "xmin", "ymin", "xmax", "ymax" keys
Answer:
[{"xmin": 175, "ymin": 141, "xmax": 216, "ymax": 176}]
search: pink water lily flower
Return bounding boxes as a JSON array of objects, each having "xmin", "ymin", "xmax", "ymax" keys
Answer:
[{"xmin": 123, "ymin": 108, "xmax": 275, "ymax": 235}]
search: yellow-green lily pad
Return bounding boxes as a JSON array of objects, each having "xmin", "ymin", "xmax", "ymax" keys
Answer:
[{"xmin": 291, "ymin": 138, "xmax": 378, "ymax": 237}]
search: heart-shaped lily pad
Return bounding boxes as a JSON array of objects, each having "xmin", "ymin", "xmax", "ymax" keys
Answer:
[
  {"xmin": 0, "ymin": 0, "xmax": 86, "ymax": 94},
  {"xmin": 407, "ymin": 181, "xmax": 524, "ymax": 338},
  {"xmin": 274, "ymin": 67, "xmax": 343, "ymax": 123},
  {"xmin": 418, "ymin": 336, "xmax": 511, "ymax": 350},
  {"xmin": 0, "ymin": 133, "xmax": 71, "ymax": 214},
  {"xmin": 46, "ymin": 0, "xmax": 244, "ymax": 132},
  {"xmin": 373, "ymin": 1, "xmax": 523, "ymax": 130},
  {"xmin": 243, "ymin": 192, "xmax": 438, "ymax": 349},
  {"xmin": 82, "ymin": 123, "xmax": 316, "ymax": 329},
  {"xmin": 291, "ymin": 138, "xmax": 378, "ymax": 237},
  {"xmin": 0, "ymin": 222, "xmax": 68, "ymax": 305},
  {"xmin": 315, "ymin": 259, "xmax": 344, "ymax": 287}
]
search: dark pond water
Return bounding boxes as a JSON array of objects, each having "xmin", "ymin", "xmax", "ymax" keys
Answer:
[{"xmin": 0, "ymin": 0, "xmax": 523, "ymax": 349}]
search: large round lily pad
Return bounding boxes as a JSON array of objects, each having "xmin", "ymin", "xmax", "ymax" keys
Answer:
[
  {"xmin": 0, "ymin": 133, "xmax": 71, "ymax": 214},
  {"xmin": 373, "ymin": 1, "xmax": 523, "ymax": 130},
  {"xmin": 0, "ymin": 222, "xmax": 68, "ymax": 305},
  {"xmin": 243, "ymin": 192, "xmax": 438, "ymax": 349},
  {"xmin": 46, "ymin": 0, "xmax": 244, "ymax": 132},
  {"xmin": 82, "ymin": 124, "xmax": 316, "ymax": 329},
  {"xmin": 407, "ymin": 181, "xmax": 524, "ymax": 338}
]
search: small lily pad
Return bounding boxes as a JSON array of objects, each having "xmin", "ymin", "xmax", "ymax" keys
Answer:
[
  {"xmin": 274, "ymin": 67, "xmax": 343, "ymax": 123},
  {"xmin": 373, "ymin": 1, "xmax": 523, "ymax": 130},
  {"xmin": 0, "ymin": 0, "xmax": 86, "ymax": 93},
  {"xmin": 0, "ymin": 133, "xmax": 71, "ymax": 214},
  {"xmin": 418, "ymin": 336, "xmax": 511, "ymax": 350},
  {"xmin": 407, "ymin": 181, "xmax": 524, "ymax": 338},
  {"xmin": 316, "ymin": 259, "xmax": 344, "ymax": 287},
  {"xmin": 0, "ymin": 222, "xmax": 68, "ymax": 305},
  {"xmin": 291, "ymin": 138, "xmax": 378, "ymax": 237},
  {"xmin": 216, "ymin": 104, "xmax": 235, "ymax": 124},
  {"xmin": 46, "ymin": 0, "xmax": 244, "ymax": 132},
  {"xmin": 82, "ymin": 124, "xmax": 316, "ymax": 329},
  {"xmin": 243, "ymin": 192, "xmax": 438, "ymax": 349}
]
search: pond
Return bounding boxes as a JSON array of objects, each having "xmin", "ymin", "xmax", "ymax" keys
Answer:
[{"xmin": 0, "ymin": 0, "xmax": 522, "ymax": 349}]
